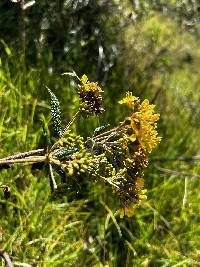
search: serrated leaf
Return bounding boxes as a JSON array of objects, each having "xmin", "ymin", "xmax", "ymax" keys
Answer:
[{"xmin": 46, "ymin": 86, "xmax": 62, "ymax": 138}]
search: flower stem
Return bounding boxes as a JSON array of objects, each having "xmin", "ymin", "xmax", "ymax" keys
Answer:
[
  {"xmin": 49, "ymin": 110, "xmax": 80, "ymax": 153},
  {"xmin": 93, "ymin": 122, "xmax": 125, "ymax": 141},
  {"xmin": 0, "ymin": 149, "xmax": 45, "ymax": 161},
  {"xmin": 62, "ymin": 110, "xmax": 80, "ymax": 136},
  {"xmin": 0, "ymin": 155, "xmax": 47, "ymax": 165},
  {"xmin": 49, "ymin": 163, "xmax": 57, "ymax": 191}
]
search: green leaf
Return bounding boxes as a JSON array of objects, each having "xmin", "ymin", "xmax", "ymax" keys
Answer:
[
  {"xmin": 54, "ymin": 147, "xmax": 78, "ymax": 160},
  {"xmin": 46, "ymin": 86, "xmax": 62, "ymax": 138}
]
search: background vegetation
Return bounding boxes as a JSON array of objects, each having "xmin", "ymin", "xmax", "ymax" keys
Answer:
[{"xmin": 0, "ymin": 0, "xmax": 200, "ymax": 266}]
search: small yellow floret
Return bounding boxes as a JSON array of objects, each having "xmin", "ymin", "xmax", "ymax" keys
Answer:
[
  {"xmin": 123, "ymin": 98, "xmax": 161, "ymax": 153},
  {"xmin": 118, "ymin": 92, "xmax": 139, "ymax": 108},
  {"xmin": 81, "ymin": 74, "xmax": 102, "ymax": 93},
  {"xmin": 135, "ymin": 177, "xmax": 144, "ymax": 191},
  {"xmin": 81, "ymin": 74, "xmax": 88, "ymax": 85}
]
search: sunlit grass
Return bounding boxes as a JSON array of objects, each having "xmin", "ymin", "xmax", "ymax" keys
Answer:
[{"xmin": 0, "ymin": 47, "xmax": 200, "ymax": 267}]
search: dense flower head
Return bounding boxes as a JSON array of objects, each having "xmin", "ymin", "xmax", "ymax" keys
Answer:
[
  {"xmin": 78, "ymin": 75, "xmax": 104, "ymax": 116},
  {"xmin": 120, "ymin": 93, "xmax": 161, "ymax": 153},
  {"xmin": 110, "ymin": 92, "xmax": 161, "ymax": 216},
  {"xmin": 112, "ymin": 143, "xmax": 149, "ymax": 217},
  {"xmin": 81, "ymin": 74, "xmax": 103, "ymax": 93}
]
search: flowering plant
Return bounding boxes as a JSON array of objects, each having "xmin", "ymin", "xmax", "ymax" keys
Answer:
[{"xmin": 0, "ymin": 75, "xmax": 161, "ymax": 217}]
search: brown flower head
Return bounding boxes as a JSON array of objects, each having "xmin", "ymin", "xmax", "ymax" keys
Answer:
[{"xmin": 78, "ymin": 75, "xmax": 104, "ymax": 116}]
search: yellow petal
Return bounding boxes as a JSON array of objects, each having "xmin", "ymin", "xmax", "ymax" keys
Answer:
[{"xmin": 81, "ymin": 74, "xmax": 88, "ymax": 84}]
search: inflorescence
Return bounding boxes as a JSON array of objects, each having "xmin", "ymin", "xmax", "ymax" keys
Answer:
[{"xmin": 0, "ymin": 75, "xmax": 161, "ymax": 217}]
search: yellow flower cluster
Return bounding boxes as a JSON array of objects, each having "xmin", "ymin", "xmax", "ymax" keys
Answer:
[
  {"xmin": 78, "ymin": 75, "xmax": 104, "ymax": 116},
  {"xmin": 81, "ymin": 74, "xmax": 102, "ymax": 93},
  {"xmin": 119, "ymin": 92, "xmax": 161, "ymax": 153},
  {"xmin": 114, "ymin": 91, "xmax": 161, "ymax": 216},
  {"xmin": 118, "ymin": 91, "xmax": 139, "ymax": 108}
]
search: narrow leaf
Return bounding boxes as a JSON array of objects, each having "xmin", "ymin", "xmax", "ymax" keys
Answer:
[
  {"xmin": 54, "ymin": 147, "xmax": 78, "ymax": 160},
  {"xmin": 61, "ymin": 71, "xmax": 80, "ymax": 81},
  {"xmin": 46, "ymin": 86, "xmax": 62, "ymax": 138}
]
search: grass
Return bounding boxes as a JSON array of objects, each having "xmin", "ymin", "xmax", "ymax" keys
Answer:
[{"xmin": 0, "ymin": 50, "xmax": 200, "ymax": 267}]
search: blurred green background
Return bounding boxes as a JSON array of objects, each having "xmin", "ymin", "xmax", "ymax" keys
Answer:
[{"xmin": 0, "ymin": 1, "xmax": 200, "ymax": 266}]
